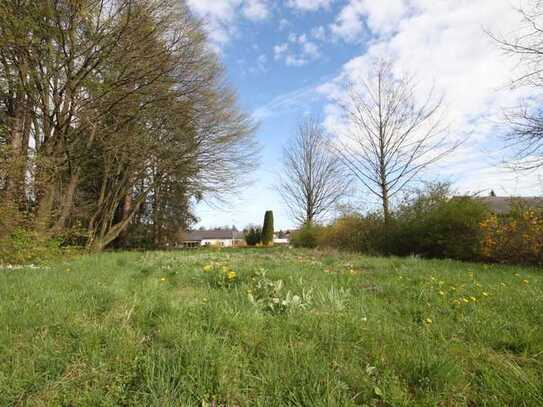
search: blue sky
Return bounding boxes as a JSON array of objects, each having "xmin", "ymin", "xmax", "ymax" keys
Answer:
[{"xmin": 188, "ymin": 0, "xmax": 543, "ymax": 230}]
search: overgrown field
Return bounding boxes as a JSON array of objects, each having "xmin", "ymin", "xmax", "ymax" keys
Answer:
[{"xmin": 1, "ymin": 248, "xmax": 542, "ymax": 406}]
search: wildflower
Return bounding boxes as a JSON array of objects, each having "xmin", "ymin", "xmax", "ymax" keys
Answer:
[
  {"xmin": 425, "ymin": 318, "xmax": 433, "ymax": 324},
  {"xmin": 227, "ymin": 271, "xmax": 237, "ymax": 280},
  {"xmin": 452, "ymin": 299, "xmax": 461, "ymax": 305},
  {"xmin": 160, "ymin": 277, "xmax": 166, "ymax": 282},
  {"xmin": 438, "ymin": 290, "xmax": 445, "ymax": 296},
  {"xmin": 522, "ymin": 279, "xmax": 529, "ymax": 284},
  {"xmin": 469, "ymin": 296, "xmax": 477, "ymax": 302},
  {"xmin": 203, "ymin": 264, "xmax": 213, "ymax": 272}
]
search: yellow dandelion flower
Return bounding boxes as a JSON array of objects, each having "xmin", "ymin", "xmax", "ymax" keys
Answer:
[
  {"xmin": 227, "ymin": 271, "xmax": 237, "ymax": 280},
  {"xmin": 425, "ymin": 318, "xmax": 433, "ymax": 324},
  {"xmin": 160, "ymin": 277, "xmax": 166, "ymax": 282},
  {"xmin": 203, "ymin": 264, "xmax": 213, "ymax": 272},
  {"xmin": 522, "ymin": 279, "xmax": 529, "ymax": 284}
]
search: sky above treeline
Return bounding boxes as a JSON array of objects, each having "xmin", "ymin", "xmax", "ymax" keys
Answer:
[{"xmin": 187, "ymin": 0, "xmax": 543, "ymax": 230}]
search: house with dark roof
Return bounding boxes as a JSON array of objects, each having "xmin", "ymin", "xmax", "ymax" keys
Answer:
[
  {"xmin": 179, "ymin": 228, "xmax": 245, "ymax": 248},
  {"xmin": 474, "ymin": 196, "xmax": 543, "ymax": 214}
]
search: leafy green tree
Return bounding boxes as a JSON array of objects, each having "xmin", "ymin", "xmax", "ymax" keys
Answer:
[
  {"xmin": 244, "ymin": 226, "xmax": 262, "ymax": 246},
  {"xmin": 262, "ymin": 211, "xmax": 274, "ymax": 246}
]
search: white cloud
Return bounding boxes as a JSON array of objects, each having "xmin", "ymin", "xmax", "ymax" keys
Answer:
[
  {"xmin": 331, "ymin": 0, "xmax": 408, "ymax": 42},
  {"xmin": 322, "ymin": 0, "xmax": 543, "ymax": 197},
  {"xmin": 311, "ymin": 26, "xmax": 327, "ymax": 41},
  {"xmin": 275, "ymin": 33, "xmax": 321, "ymax": 66},
  {"xmin": 285, "ymin": 0, "xmax": 335, "ymax": 12},
  {"xmin": 186, "ymin": 0, "xmax": 271, "ymax": 47},
  {"xmin": 273, "ymin": 43, "xmax": 289, "ymax": 60},
  {"xmin": 243, "ymin": 0, "xmax": 270, "ymax": 20}
]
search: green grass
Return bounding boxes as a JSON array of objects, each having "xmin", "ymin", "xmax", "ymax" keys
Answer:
[{"xmin": 1, "ymin": 248, "xmax": 542, "ymax": 406}]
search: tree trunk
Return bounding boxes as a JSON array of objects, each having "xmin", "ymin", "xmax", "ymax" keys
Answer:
[{"xmin": 6, "ymin": 93, "xmax": 29, "ymax": 210}]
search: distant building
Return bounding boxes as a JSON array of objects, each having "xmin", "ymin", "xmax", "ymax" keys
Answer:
[
  {"xmin": 473, "ymin": 196, "xmax": 543, "ymax": 214},
  {"xmin": 179, "ymin": 229, "xmax": 245, "ymax": 248},
  {"xmin": 273, "ymin": 230, "xmax": 292, "ymax": 245}
]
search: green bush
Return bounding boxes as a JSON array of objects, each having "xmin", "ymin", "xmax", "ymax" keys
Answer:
[
  {"xmin": 290, "ymin": 224, "xmax": 323, "ymax": 248},
  {"xmin": 321, "ymin": 213, "xmax": 388, "ymax": 254},
  {"xmin": 0, "ymin": 229, "xmax": 82, "ymax": 265},
  {"xmin": 390, "ymin": 186, "xmax": 490, "ymax": 261},
  {"xmin": 244, "ymin": 226, "xmax": 262, "ymax": 246},
  {"xmin": 308, "ymin": 184, "xmax": 490, "ymax": 262}
]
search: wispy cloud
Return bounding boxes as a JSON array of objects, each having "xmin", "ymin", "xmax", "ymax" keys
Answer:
[{"xmin": 253, "ymin": 85, "xmax": 321, "ymax": 120}]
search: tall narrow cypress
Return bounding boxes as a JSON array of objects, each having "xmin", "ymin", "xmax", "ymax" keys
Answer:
[{"xmin": 262, "ymin": 210, "xmax": 274, "ymax": 246}]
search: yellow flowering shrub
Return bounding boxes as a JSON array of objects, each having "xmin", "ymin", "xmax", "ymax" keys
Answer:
[{"xmin": 480, "ymin": 208, "xmax": 543, "ymax": 265}]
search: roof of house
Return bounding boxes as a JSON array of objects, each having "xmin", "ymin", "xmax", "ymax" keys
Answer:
[
  {"xmin": 182, "ymin": 229, "xmax": 244, "ymax": 241},
  {"xmin": 474, "ymin": 196, "xmax": 543, "ymax": 214}
]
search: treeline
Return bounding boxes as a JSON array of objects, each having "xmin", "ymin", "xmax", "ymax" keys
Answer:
[
  {"xmin": 0, "ymin": 0, "xmax": 256, "ymax": 256},
  {"xmin": 291, "ymin": 184, "xmax": 543, "ymax": 265}
]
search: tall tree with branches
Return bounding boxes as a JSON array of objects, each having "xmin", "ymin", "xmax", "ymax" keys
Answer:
[
  {"xmin": 278, "ymin": 117, "xmax": 348, "ymax": 225},
  {"xmin": 0, "ymin": 0, "xmax": 257, "ymax": 250},
  {"xmin": 490, "ymin": 1, "xmax": 543, "ymax": 170},
  {"xmin": 332, "ymin": 59, "xmax": 457, "ymax": 224}
]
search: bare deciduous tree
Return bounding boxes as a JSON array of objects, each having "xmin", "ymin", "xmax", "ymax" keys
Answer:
[
  {"xmin": 332, "ymin": 59, "xmax": 457, "ymax": 224},
  {"xmin": 490, "ymin": 1, "xmax": 543, "ymax": 170},
  {"xmin": 278, "ymin": 117, "xmax": 348, "ymax": 226}
]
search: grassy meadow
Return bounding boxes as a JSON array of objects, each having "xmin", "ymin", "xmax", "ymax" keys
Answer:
[{"xmin": 1, "ymin": 248, "xmax": 542, "ymax": 406}]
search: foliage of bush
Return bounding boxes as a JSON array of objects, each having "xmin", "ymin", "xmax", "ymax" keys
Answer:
[
  {"xmin": 289, "ymin": 224, "xmax": 322, "ymax": 249},
  {"xmin": 0, "ymin": 229, "xmax": 82, "ymax": 265},
  {"xmin": 390, "ymin": 185, "xmax": 490, "ymax": 261},
  {"xmin": 480, "ymin": 207, "xmax": 543, "ymax": 265},
  {"xmin": 294, "ymin": 184, "xmax": 498, "ymax": 263},
  {"xmin": 320, "ymin": 213, "xmax": 388, "ymax": 254},
  {"xmin": 244, "ymin": 226, "xmax": 262, "ymax": 246}
]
